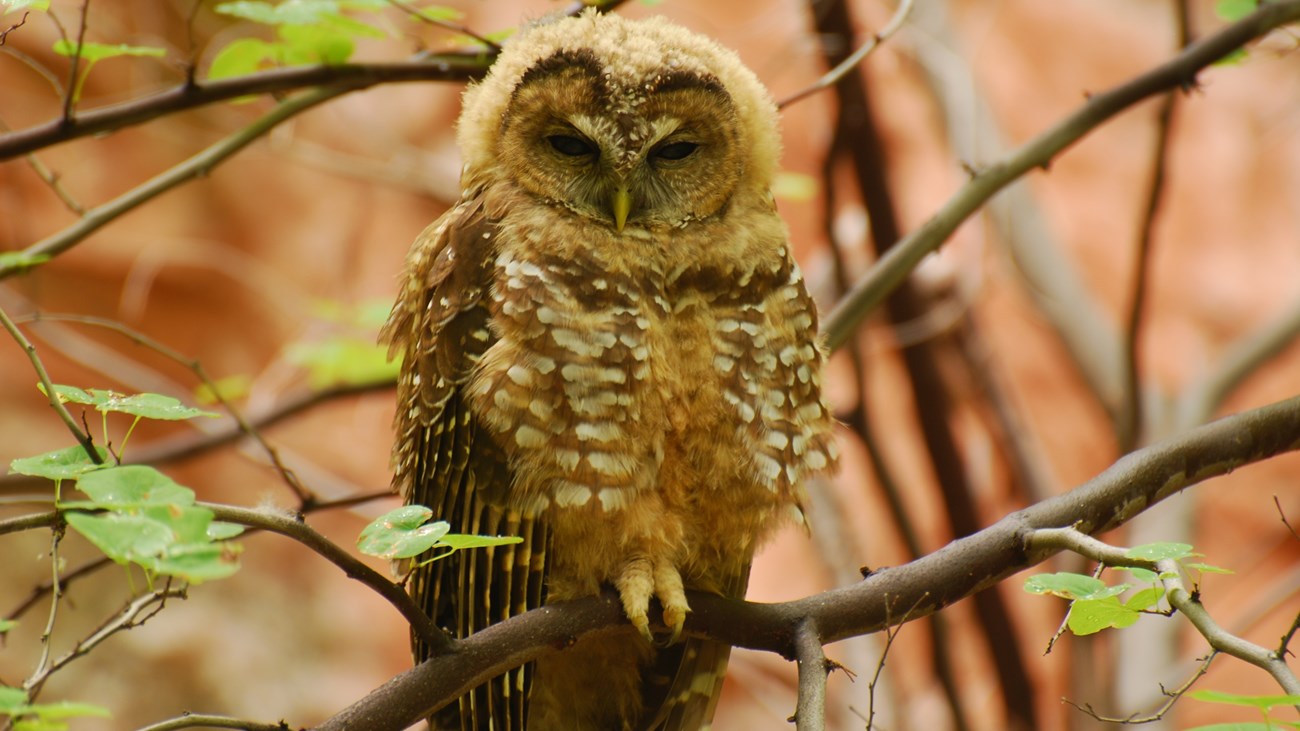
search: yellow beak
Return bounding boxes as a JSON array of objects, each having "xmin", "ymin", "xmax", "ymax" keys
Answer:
[{"xmin": 611, "ymin": 185, "xmax": 632, "ymax": 232}]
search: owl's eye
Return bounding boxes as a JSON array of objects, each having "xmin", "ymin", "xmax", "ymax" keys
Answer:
[
  {"xmin": 651, "ymin": 141, "xmax": 699, "ymax": 162},
  {"xmin": 548, "ymin": 135, "xmax": 597, "ymax": 157}
]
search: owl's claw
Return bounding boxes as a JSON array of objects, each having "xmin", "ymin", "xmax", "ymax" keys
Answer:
[{"xmin": 614, "ymin": 554, "xmax": 690, "ymax": 645}]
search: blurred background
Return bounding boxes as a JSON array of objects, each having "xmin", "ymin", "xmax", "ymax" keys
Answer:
[{"xmin": 2, "ymin": 1, "xmax": 1299, "ymax": 729}]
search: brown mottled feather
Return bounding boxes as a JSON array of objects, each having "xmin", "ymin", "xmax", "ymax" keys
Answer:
[{"xmin": 382, "ymin": 198, "xmax": 548, "ymax": 731}]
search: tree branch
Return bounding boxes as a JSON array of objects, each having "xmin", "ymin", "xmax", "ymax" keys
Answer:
[
  {"xmin": 1028, "ymin": 526, "xmax": 1300, "ymax": 702},
  {"xmin": 821, "ymin": 0, "xmax": 1300, "ymax": 351},
  {"xmin": 793, "ymin": 619, "xmax": 828, "ymax": 731},
  {"xmin": 199, "ymin": 503, "xmax": 450, "ymax": 655},
  {"xmin": 318, "ymin": 393, "xmax": 1300, "ymax": 731}
]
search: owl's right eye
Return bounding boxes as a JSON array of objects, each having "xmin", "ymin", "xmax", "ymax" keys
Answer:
[{"xmin": 548, "ymin": 135, "xmax": 597, "ymax": 158}]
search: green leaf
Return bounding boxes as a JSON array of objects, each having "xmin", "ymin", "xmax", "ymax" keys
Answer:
[
  {"xmin": 1120, "ymin": 566, "xmax": 1159, "ymax": 582},
  {"xmin": 216, "ymin": 0, "xmax": 338, "ymax": 25},
  {"xmin": 208, "ymin": 37, "xmax": 279, "ymax": 80},
  {"xmin": 1214, "ymin": 48, "xmax": 1250, "ymax": 67},
  {"xmin": 1023, "ymin": 572, "xmax": 1106, "ymax": 600},
  {"xmin": 52, "ymin": 40, "xmax": 166, "ymax": 62},
  {"xmin": 89, "ymin": 391, "xmax": 218, "ymax": 420},
  {"xmin": 75, "ymin": 466, "xmax": 195, "ymax": 507},
  {"xmin": 0, "ymin": 686, "xmax": 25, "ymax": 709},
  {"xmin": 8, "ymin": 445, "xmax": 107, "ymax": 480},
  {"xmin": 65, "ymin": 512, "xmax": 175, "ymax": 564},
  {"xmin": 206, "ymin": 521, "xmax": 246, "ymax": 540},
  {"xmin": 404, "ymin": 4, "xmax": 462, "ymax": 21},
  {"xmin": 20, "ymin": 701, "xmax": 111, "ymax": 721},
  {"xmin": 1215, "ymin": 0, "xmax": 1257, "ymax": 21},
  {"xmin": 1066, "ymin": 596, "xmax": 1139, "ymax": 635},
  {"xmin": 772, "ymin": 171, "xmax": 818, "ymax": 202},
  {"xmin": 1124, "ymin": 542, "xmax": 1193, "ymax": 561},
  {"xmin": 138, "ymin": 541, "xmax": 242, "ymax": 582},
  {"xmin": 437, "ymin": 534, "xmax": 524, "ymax": 550},
  {"xmin": 0, "ymin": 619, "xmax": 15, "ymax": 633},
  {"xmin": 194, "ymin": 374, "xmax": 251, "ymax": 404},
  {"xmin": 1188, "ymin": 690, "xmax": 1300, "ymax": 710},
  {"xmin": 39, "ymin": 383, "xmax": 95, "ymax": 405},
  {"xmin": 1186, "ymin": 562, "xmax": 1234, "ymax": 575},
  {"xmin": 1124, "ymin": 586, "xmax": 1164, "ymax": 611},
  {"xmin": 288, "ymin": 337, "xmax": 399, "ymax": 387},
  {"xmin": 3, "ymin": 0, "xmax": 51, "ymax": 13},
  {"xmin": 357, "ymin": 506, "xmax": 449, "ymax": 559},
  {"xmin": 277, "ymin": 23, "xmax": 355, "ymax": 65},
  {"xmin": 1185, "ymin": 717, "xmax": 1284, "ymax": 723},
  {"xmin": 0, "ymin": 251, "xmax": 50, "ymax": 271}
]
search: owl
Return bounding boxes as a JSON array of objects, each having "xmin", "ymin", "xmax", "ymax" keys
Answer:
[{"xmin": 381, "ymin": 10, "xmax": 838, "ymax": 731}]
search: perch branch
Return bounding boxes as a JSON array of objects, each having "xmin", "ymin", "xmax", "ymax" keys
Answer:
[{"xmin": 317, "ymin": 393, "xmax": 1300, "ymax": 730}]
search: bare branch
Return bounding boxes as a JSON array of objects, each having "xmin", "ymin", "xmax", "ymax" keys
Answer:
[
  {"xmin": 777, "ymin": 0, "xmax": 914, "ymax": 109},
  {"xmin": 821, "ymin": 0, "xmax": 1300, "ymax": 351},
  {"xmin": 384, "ymin": 0, "xmax": 502, "ymax": 50},
  {"xmin": 318, "ymin": 393, "xmax": 1300, "ymax": 730},
  {"xmin": 1063, "ymin": 652, "xmax": 1215, "ymax": 724},
  {"xmin": 25, "ymin": 584, "xmax": 186, "ymax": 699},
  {"xmin": 0, "ymin": 10, "xmax": 29, "ymax": 45},
  {"xmin": 793, "ymin": 620, "xmax": 827, "ymax": 731},
  {"xmin": 134, "ymin": 714, "xmax": 290, "ymax": 731}
]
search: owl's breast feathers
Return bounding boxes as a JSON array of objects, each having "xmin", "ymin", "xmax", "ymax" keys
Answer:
[{"xmin": 467, "ymin": 181, "xmax": 838, "ymax": 524}]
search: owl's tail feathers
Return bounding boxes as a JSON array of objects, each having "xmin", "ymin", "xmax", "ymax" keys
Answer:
[{"xmin": 641, "ymin": 637, "xmax": 732, "ymax": 731}]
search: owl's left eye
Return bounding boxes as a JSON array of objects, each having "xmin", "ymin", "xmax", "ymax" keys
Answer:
[
  {"xmin": 651, "ymin": 141, "xmax": 699, "ymax": 162},
  {"xmin": 548, "ymin": 135, "xmax": 598, "ymax": 157}
]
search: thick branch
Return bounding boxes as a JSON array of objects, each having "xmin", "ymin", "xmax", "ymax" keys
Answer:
[
  {"xmin": 318, "ymin": 394, "xmax": 1300, "ymax": 731},
  {"xmin": 821, "ymin": 1, "xmax": 1300, "ymax": 351}
]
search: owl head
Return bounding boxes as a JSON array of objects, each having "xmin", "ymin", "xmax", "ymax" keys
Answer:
[{"xmin": 456, "ymin": 10, "xmax": 781, "ymax": 232}]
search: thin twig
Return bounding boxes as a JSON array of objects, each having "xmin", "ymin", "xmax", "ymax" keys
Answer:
[
  {"xmin": 821, "ymin": 1, "xmax": 1300, "ymax": 351},
  {"xmin": 5, "ymin": 555, "xmax": 111, "ymax": 622},
  {"xmin": 0, "ymin": 11, "xmax": 29, "ymax": 46},
  {"xmin": 25, "ymin": 584, "xmax": 185, "ymax": 699},
  {"xmin": 200, "ymin": 502, "xmax": 449, "ymax": 654},
  {"xmin": 1119, "ymin": 0, "xmax": 1190, "ymax": 452},
  {"xmin": 778, "ymin": 0, "xmax": 915, "ymax": 109},
  {"xmin": 61, "ymin": 1, "xmax": 91, "ymax": 120},
  {"xmin": 1276, "ymin": 495, "xmax": 1300, "ymax": 543},
  {"xmin": 0, "ymin": 303, "xmax": 101, "ymax": 463},
  {"xmin": 1179, "ymin": 291, "xmax": 1300, "ymax": 427},
  {"xmin": 384, "ymin": 0, "xmax": 502, "ymax": 50},
  {"xmin": 25, "ymin": 528, "xmax": 65, "ymax": 699},
  {"xmin": 1063, "ymin": 652, "xmax": 1216, "ymax": 724},
  {"xmin": 134, "ymin": 714, "xmax": 290, "ymax": 731}
]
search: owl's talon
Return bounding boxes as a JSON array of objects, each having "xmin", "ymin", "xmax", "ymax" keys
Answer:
[
  {"xmin": 615, "ymin": 553, "xmax": 690, "ymax": 644},
  {"xmin": 661, "ymin": 602, "xmax": 688, "ymax": 646}
]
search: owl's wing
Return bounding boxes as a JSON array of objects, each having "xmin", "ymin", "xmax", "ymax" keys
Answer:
[{"xmin": 382, "ymin": 194, "xmax": 549, "ymax": 731}]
